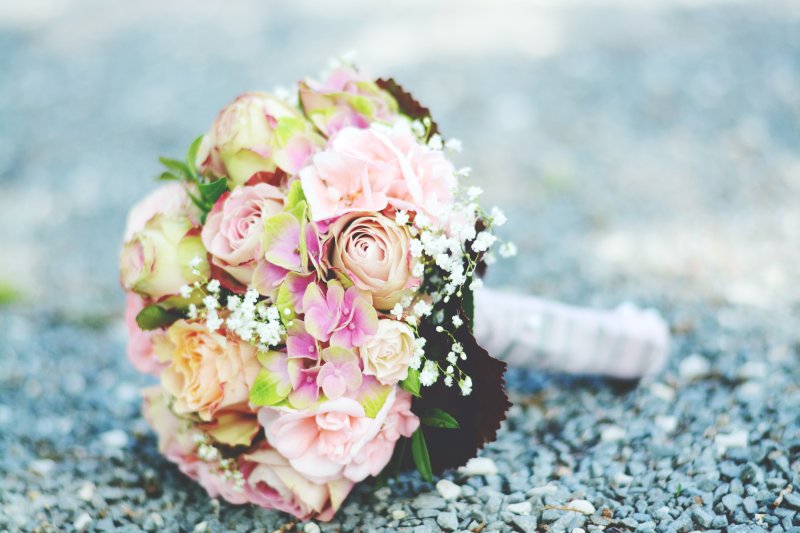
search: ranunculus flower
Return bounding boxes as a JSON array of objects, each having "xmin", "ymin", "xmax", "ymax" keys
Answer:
[
  {"xmin": 299, "ymin": 66, "xmax": 399, "ymax": 137},
  {"xmin": 328, "ymin": 212, "xmax": 416, "ymax": 310},
  {"xmin": 120, "ymin": 213, "xmax": 209, "ymax": 299},
  {"xmin": 359, "ymin": 319, "xmax": 415, "ymax": 386},
  {"xmin": 124, "ymin": 293, "xmax": 170, "ymax": 375},
  {"xmin": 202, "ymin": 183, "xmax": 284, "ymax": 285},
  {"xmin": 299, "ymin": 121, "xmax": 457, "ymax": 222},
  {"xmin": 343, "ymin": 389, "xmax": 419, "ymax": 482},
  {"xmin": 160, "ymin": 320, "xmax": 261, "ymax": 421},
  {"xmin": 258, "ymin": 388, "xmax": 399, "ymax": 484},
  {"xmin": 197, "ymin": 92, "xmax": 324, "ymax": 187},
  {"xmin": 244, "ymin": 447, "xmax": 353, "ymax": 521}
]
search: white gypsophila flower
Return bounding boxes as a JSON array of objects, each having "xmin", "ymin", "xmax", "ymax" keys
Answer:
[
  {"xmin": 467, "ymin": 186, "xmax": 483, "ymax": 200},
  {"xmin": 413, "ymin": 300, "xmax": 433, "ymax": 318},
  {"xmin": 179, "ymin": 285, "xmax": 193, "ymax": 299},
  {"xmin": 452, "ymin": 315, "xmax": 464, "ymax": 328},
  {"xmin": 187, "ymin": 304, "xmax": 198, "ymax": 319},
  {"xmin": 444, "ymin": 375, "xmax": 454, "ymax": 387},
  {"xmin": 409, "ymin": 353, "xmax": 423, "ymax": 371},
  {"xmin": 411, "ymin": 120, "xmax": 426, "ymax": 138},
  {"xmin": 445, "ymin": 138, "xmax": 463, "ymax": 153},
  {"xmin": 203, "ymin": 295, "xmax": 220, "ymax": 310},
  {"xmin": 412, "ymin": 262, "xmax": 425, "ymax": 278},
  {"xmin": 457, "ymin": 167, "xmax": 472, "ymax": 177},
  {"xmin": 420, "ymin": 360, "xmax": 439, "ymax": 386},
  {"xmin": 471, "ymin": 231, "xmax": 497, "ymax": 253},
  {"xmin": 409, "ymin": 239, "xmax": 424, "ymax": 258},
  {"xmin": 395, "ymin": 210, "xmax": 410, "ymax": 226},
  {"xmin": 189, "ymin": 255, "xmax": 202, "ymax": 269},
  {"xmin": 446, "ymin": 352, "xmax": 458, "ymax": 365},
  {"xmin": 490, "ymin": 207, "xmax": 507, "ymax": 227},
  {"xmin": 415, "ymin": 213, "xmax": 431, "ymax": 229},
  {"xmin": 452, "ymin": 342, "xmax": 463, "ymax": 354},
  {"xmin": 405, "ymin": 315, "xmax": 418, "ymax": 327},
  {"xmin": 445, "ymin": 365, "xmax": 454, "ymax": 375},
  {"xmin": 484, "ymin": 252, "xmax": 497, "ymax": 265},
  {"xmin": 390, "ymin": 303, "xmax": 404, "ymax": 320},
  {"xmin": 499, "ymin": 242, "xmax": 518, "ymax": 258},
  {"xmin": 427, "ymin": 133, "xmax": 444, "ymax": 150},
  {"xmin": 207, "ymin": 279, "xmax": 221, "ymax": 293},
  {"xmin": 470, "ymin": 278, "xmax": 484, "ymax": 291},
  {"xmin": 459, "ymin": 376, "xmax": 473, "ymax": 396}
]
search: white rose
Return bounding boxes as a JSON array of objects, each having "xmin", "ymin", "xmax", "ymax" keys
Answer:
[{"xmin": 358, "ymin": 319, "xmax": 415, "ymax": 385}]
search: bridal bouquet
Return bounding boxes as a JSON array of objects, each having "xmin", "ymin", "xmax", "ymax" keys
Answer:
[{"xmin": 120, "ymin": 62, "xmax": 512, "ymax": 521}]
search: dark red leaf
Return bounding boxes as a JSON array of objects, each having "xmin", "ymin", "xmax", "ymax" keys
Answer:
[{"xmin": 376, "ymin": 78, "xmax": 440, "ymax": 139}]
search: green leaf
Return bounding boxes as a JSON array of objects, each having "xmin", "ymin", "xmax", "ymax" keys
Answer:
[
  {"xmin": 159, "ymin": 156, "xmax": 191, "ymax": 178},
  {"xmin": 411, "ymin": 428, "xmax": 433, "ymax": 482},
  {"xmin": 274, "ymin": 282, "xmax": 297, "ymax": 327},
  {"xmin": 157, "ymin": 171, "xmax": 180, "ymax": 181},
  {"xmin": 249, "ymin": 366, "xmax": 292, "ymax": 406},
  {"xmin": 400, "ymin": 368, "xmax": 421, "ymax": 397},
  {"xmin": 186, "ymin": 134, "xmax": 205, "ymax": 179},
  {"xmin": 421, "ymin": 408, "xmax": 460, "ymax": 429},
  {"xmin": 284, "ymin": 180, "xmax": 306, "ymax": 213},
  {"xmin": 198, "ymin": 178, "xmax": 228, "ymax": 206},
  {"xmin": 136, "ymin": 304, "xmax": 181, "ymax": 330}
]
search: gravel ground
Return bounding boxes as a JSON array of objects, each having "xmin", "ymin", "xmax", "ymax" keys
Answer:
[{"xmin": 2, "ymin": 1, "xmax": 800, "ymax": 532}]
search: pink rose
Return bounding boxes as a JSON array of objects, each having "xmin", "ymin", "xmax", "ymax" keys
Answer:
[
  {"xmin": 197, "ymin": 92, "xmax": 324, "ymax": 187},
  {"xmin": 202, "ymin": 183, "xmax": 284, "ymax": 285},
  {"xmin": 299, "ymin": 66, "xmax": 399, "ymax": 137},
  {"xmin": 328, "ymin": 212, "xmax": 416, "ymax": 310},
  {"xmin": 124, "ymin": 293, "xmax": 170, "ymax": 375},
  {"xmin": 120, "ymin": 213, "xmax": 209, "ymax": 299},
  {"xmin": 343, "ymin": 389, "xmax": 419, "ymax": 482},
  {"xmin": 244, "ymin": 447, "xmax": 354, "ymax": 521},
  {"xmin": 299, "ymin": 122, "xmax": 457, "ymax": 222},
  {"xmin": 258, "ymin": 388, "xmax": 399, "ymax": 484},
  {"xmin": 123, "ymin": 182, "xmax": 195, "ymax": 241},
  {"xmin": 160, "ymin": 320, "xmax": 261, "ymax": 421}
]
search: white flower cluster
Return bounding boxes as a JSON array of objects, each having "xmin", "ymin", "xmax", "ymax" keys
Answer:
[{"xmin": 226, "ymin": 288, "xmax": 285, "ymax": 352}]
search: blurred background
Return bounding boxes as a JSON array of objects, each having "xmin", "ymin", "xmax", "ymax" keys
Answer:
[{"xmin": 1, "ymin": 0, "xmax": 799, "ymax": 530}]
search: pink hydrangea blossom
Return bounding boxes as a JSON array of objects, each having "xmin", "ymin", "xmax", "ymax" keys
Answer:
[
  {"xmin": 302, "ymin": 280, "xmax": 378, "ymax": 348},
  {"xmin": 299, "ymin": 122, "xmax": 456, "ymax": 222}
]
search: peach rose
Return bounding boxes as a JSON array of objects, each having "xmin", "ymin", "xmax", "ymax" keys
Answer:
[
  {"xmin": 202, "ymin": 183, "xmax": 284, "ymax": 285},
  {"xmin": 358, "ymin": 319, "xmax": 415, "ymax": 385},
  {"xmin": 120, "ymin": 213, "xmax": 209, "ymax": 299},
  {"xmin": 258, "ymin": 388, "xmax": 398, "ymax": 484},
  {"xmin": 300, "ymin": 121, "xmax": 456, "ymax": 222},
  {"xmin": 197, "ymin": 92, "xmax": 323, "ymax": 187},
  {"xmin": 328, "ymin": 212, "xmax": 416, "ymax": 310},
  {"xmin": 160, "ymin": 320, "xmax": 260, "ymax": 421}
]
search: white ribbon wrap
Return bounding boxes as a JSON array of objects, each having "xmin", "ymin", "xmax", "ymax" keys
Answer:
[{"xmin": 473, "ymin": 288, "xmax": 670, "ymax": 379}]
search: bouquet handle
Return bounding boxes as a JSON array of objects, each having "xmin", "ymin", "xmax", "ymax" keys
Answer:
[{"xmin": 473, "ymin": 288, "xmax": 670, "ymax": 380}]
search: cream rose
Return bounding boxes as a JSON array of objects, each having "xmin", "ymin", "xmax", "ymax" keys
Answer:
[
  {"xmin": 358, "ymin": 319, "xmax": 415, "ymax": 385},
  {"xmin": 120, "ymin": 213, "xmax": 209, "ymax": 299},
  {"xmin": 328, "ymin": 212, "xmax": 415, "ymax": 310},
  {"xmin": 160, "ymin": 320, "xmax": 260, "ymax": 421}
]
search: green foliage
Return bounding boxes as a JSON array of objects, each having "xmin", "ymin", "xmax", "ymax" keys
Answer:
[
  {"xmin": 400, "ymin": 368, "xmax": 421, "ymax": 397},
  {"xmin": 136, "ymin": 304, "xmax": 181, "ymax": 330},
  {"xmin": 411, "ymin": 428, "xmax": 433, "ymax": 482},
  {"xmin": 420, "ymin": 408, "xmax": 460, "ymax": 429}
]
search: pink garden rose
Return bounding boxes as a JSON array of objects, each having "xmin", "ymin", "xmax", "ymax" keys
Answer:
[
  {"xmin": 327, "ymin": 212, "xmax": 416, "ymax": 310},
  {"xmin": 258, "ymin": 388, "xmax": 400, "ymax": 484},
  {"xmin": 202, "ymin": 183, "xmax": 285, "ymax": 285},
  {"xmin": 244, "ymin": 447, "xmax": 353, "ymax": 521},
  {"xmin": 343, "ymin": 389, "xmax": 419, "ymax": 482},
  {"xmin": 124, "ymin": 293, "xmax": 169, "ymax": 375},
  {"xmin": 299, "ymin": 122, "xmax": 457, "ymax": 223},
  {"xmin": 299, "ymin": 65, "xmax": 399, "ymax": 137},
  {"xmin": 160, "ymin": 320, "xmax": 261, "ymax": 422},
  {"xmin": 120, "ymin": 213, "xmax": 209, "ymax": 299},
  {"xmin": 123, "ymin": 182, "xmax": 195, "ymax": 241},
  {"xmin": 197, "ymin": 92, "xmax": 324, "ymax": 187}
]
